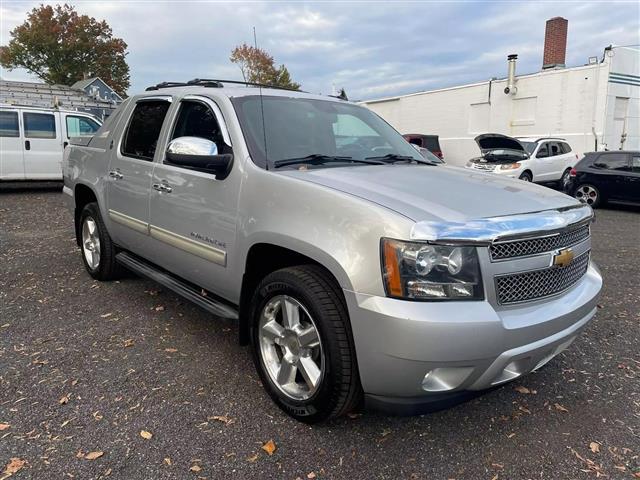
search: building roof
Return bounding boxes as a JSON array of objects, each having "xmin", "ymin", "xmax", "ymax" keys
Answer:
[
  {"xmin": 0, "ymin": 80, "xmax": 118, "ymax": 110},
  {"xmin": 71, "ymin": 77, "xmax": 123, "ymax": 100}
]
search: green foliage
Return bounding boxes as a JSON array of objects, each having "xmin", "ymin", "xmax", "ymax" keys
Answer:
[
  {"xmin": 0, "ymin": 4, "xmax": 130, "ymax": 96},
  {"xmin": 230, "ymin": 43, "xmax": 300, "ymax": 90}
]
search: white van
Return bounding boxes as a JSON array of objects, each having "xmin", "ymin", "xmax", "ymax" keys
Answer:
[{"xmin": 0, "ymin": 105, "xmax": 102, "ymax": 181}]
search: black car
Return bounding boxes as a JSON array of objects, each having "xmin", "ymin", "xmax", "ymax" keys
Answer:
[{"xmin": 566, "ymin": 151, "xmax": 640, "ymax": 207}]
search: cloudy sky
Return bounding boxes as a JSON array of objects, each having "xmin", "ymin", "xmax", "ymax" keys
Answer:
[{"xmin": 1, "ymin": 1, "xmax": 639, "ymax": 99}]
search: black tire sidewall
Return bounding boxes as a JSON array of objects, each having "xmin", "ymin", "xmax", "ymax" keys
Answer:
[
  {"xmin": 79, "ymin": 203, "xmax": 117, "ymax": 279},
  {"xmin": 519, "ymin": 172, "xmax": 532, "ymax": 182},
  {"xmin": 249, "ymin": 269, "xmax": 348, "ymax": 423}
]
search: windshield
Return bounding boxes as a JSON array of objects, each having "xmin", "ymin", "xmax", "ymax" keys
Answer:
[
  {"xmin": 231, "ymin": 95, "xmax": 423, "ymax": 169},
  {"xmin": 519, "ymin": 141, "xmax": 537, "ymax": 155}
]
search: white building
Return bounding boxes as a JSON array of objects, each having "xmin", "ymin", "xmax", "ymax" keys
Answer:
[{"xmin": 362, "ymin": 18, "xmax": 639, "ymax": 167}]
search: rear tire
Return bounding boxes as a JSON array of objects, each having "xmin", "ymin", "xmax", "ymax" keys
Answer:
[
  {"xmin": 519, "ymin": 171, "xmax": 533, "ymax": 182},
  {"xmin": 573, "ymin": 184, "xmax": 602, "ymax": 208},
  {"xmin": 249, "ymin": 265, "xmax": 362, "ymax": 423},
  {"xmin": 79, "ymin": 202, "xmax": 123, "ymax": 280}
]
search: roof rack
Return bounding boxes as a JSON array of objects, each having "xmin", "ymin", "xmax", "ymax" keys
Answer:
[{"xmin": 145, "ymin": 78, "xmax": 303, "ymax": 93}]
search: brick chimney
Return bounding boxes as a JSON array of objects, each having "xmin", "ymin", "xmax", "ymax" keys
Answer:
[{"xmin": 543, "ymin": 17, "xmax": 568, "ymax": 69}]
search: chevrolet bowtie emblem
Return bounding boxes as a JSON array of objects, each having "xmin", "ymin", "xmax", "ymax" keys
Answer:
[{"xmin": 553, "ymin": 248, "xmax": 574, "ymax": 268}]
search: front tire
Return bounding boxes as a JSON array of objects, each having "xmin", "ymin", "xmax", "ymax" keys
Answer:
[
  {"xmin": 519, "ymin": 171, "xmax": 533, "ymax": 182},
  {"xmin": 79, "ymin": 202, "xmax": 122, "ymax": 280},
  {"xmin": 250, "ymin": 265, "xmax": 362, "ymax": 423}
]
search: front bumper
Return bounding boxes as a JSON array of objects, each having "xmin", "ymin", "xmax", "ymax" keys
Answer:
[
  {"xmin": 464, "ymin": 164, "xmax": 523, "ymax": 178},
  {"xmin": 344, "ymin": 262, "xmax": 602, "ymax": 412}
]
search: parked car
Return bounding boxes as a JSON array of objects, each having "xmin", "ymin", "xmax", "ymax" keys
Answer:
[
  {"xmin": 0, "ymin": 104, "xmax": 101, "ymax": 181},
  {"xmin": 410, "ymin": 144, "xmax": 445, "ymax": 164},
  {"xmin": 63, "ymin": 80, "xmax": 602, "ymax": 423},
  {"xmin": 465, "ymin": 134, "xmax": 577, "ymax": 186},
  {"xmin": 566, "ymin": 151, "xmax": 640, "ymax": 207},
  {"xmin": 403, "ymin": 134, "xmax": 444, "ymax": 160}
]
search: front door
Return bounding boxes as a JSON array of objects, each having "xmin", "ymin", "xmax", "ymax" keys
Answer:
[
  {"xmin": 624, "ymin": 154, "xmax": 640, "ymax": 203},
  {"xmin": 147, "ymin": 95, "xmax": 239, "ymax": 301},
  {"xmin": 591, "ymin": 153, "xmax": 629, "ymax": 202},
  {"xmin": 0, "ymin": 109, "xmax": 24, "ymax": 180},
  {"xmin": 106, "ymin": 97, "xmax": 172, "ymax": 254},
  {"xmin": 22, "ymin": 110, "xmax": 62, "ymax": 179}
]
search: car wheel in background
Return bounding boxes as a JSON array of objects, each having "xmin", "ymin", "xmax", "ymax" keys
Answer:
[
  {"xmin": 560, "ymin": 168, "xmax": 572, "ymax": 189},
  {"xmin": 250, "ymin": 265, "xmax": 362, "ymax": 423},
  {"xmin": 79, "ymin": 202, "xmax": 123, "ymax": 280},
  {"xmin": 574, "ymin": 184, "xmax": 601, "ymax": 208},
  {"xmin": 519, "ymin": 171, "xmax": 533, "ymax": 182}
]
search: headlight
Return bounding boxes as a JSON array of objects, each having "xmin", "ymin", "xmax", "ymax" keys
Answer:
[
  {"xmin": 381, "ymin": 239, "xmax": 483, "ymax": 300},
  {"xmin": 500, "ymin": 162, "xmax": 521, "ymax": 170}
]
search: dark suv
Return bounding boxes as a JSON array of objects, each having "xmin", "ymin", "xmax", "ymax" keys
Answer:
[{"xmin": 566, "ymin": 151, "xmax": 640, "ymax": 207}]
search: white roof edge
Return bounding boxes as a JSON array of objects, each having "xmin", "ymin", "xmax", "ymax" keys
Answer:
[{"xmin": 361, "ymin": 52, "xmax": 610, "ymax": 104}]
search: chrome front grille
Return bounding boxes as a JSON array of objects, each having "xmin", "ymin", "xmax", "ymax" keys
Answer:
[
  {"xmin": 490, "ymin": 223, "xmax": 590, "ymax": 261},
  {"xmin": 495, "ymin": 252, "xmax": 590, "ymax": 305},
  {"xmin": 471, "ymin": 163, "xmax": 496, "ymax": 172}
]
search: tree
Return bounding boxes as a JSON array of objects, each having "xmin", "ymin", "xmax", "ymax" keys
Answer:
[
  {"xmin": 0, "ymin": 4, "xmax": 130, "ymax": 96},
  {"xmin": 230, "ymin": 43, "xmax": 300, "ymax": 90}
]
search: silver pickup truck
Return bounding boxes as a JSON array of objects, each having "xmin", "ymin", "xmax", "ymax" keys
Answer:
[{"xmin": 63, "ymin": 79, "xmax": 602, "ymax": 423}]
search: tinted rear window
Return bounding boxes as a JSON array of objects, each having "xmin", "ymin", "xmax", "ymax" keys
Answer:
[
  {"xmin": 592, "ymin": 153, "xmax": 629, "ymax": 171},
  {"xmin": 0, "ymin": 111, "xmax": 19, "ymax": 137}
]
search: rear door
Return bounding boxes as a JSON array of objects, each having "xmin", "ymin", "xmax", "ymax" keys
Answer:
[
  {"xmin": 147, "ymin": 95, "xmax": 239, "ymax": 300},
  {"xmin": 22, "ymin": 109, "xmax": 63, "ymax": 179},
  {"xmin": 591, "ymin": 152, "xmax": 629, "ymax": 202},
  {"xmin": 106, "ymin": 97, "xmax": 172, "ymax": 253},
  {"xmin": 624, "ymin": 154, "xmax": 640, "ymax": 203},
  {"xmin": 534, "ymin": 142, "xmax": 554, "ymax": 181},
  {"xmin": 0, "ymin": 109, "xmax": 24, "ymax": 180}
]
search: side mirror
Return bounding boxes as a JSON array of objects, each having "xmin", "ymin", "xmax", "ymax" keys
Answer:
[{"xmin": 166, "ymin": 136, "xmax": 233, "ymax": 178}]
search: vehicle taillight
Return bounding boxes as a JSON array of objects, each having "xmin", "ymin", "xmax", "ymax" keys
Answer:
[{"xmin": 569, "ymin": 168, "xmax": 577, "ymax": 177}]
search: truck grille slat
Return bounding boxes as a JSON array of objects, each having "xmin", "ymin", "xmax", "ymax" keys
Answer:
[
  {"xmin": 495, "ymin": 252, "xmax": 590, "ymax": 304},
  {"xmin": 490, "ymin": 223, "xmax": 589, "ymax": 260}
]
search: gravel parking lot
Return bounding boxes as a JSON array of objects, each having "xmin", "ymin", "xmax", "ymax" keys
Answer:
[{"xmin": 1, "ymin": 184, "xmax": 638, "ymax": 480}]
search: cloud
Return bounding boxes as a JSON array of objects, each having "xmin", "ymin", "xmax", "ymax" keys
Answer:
[{"xmin": 1, "ymin": 1, "xmax": 638, "ymax": 99}]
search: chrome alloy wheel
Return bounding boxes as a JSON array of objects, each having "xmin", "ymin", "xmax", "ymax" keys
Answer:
[
  {"xmin": 81, "ymin": 217, "xmax": 101, "ymax": 269},
  {"xmin": 258, "ymin": 295, "xmax": 324, "ymax": 401},
  {"xmin": 574, "ymin": 185, "xmax": 598, "ymax": 205}
]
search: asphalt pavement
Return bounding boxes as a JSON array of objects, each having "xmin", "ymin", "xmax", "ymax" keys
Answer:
[{"xmin": 1, "ymin": 184, "xmax": 638, "ymax": 479}]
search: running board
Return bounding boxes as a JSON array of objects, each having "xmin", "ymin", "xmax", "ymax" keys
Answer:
[{"xmin": 116, "ymin": 252, "xmax": 239, "ymax": 320}]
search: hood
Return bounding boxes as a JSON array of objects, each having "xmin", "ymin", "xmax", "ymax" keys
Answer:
[
  {"xmin": 280, "ymin": 165, "xmax": 579, "ymax": 223},
  {"xmin": 474, "ymin": 133, "xmax": 526, "ymax": 153}
]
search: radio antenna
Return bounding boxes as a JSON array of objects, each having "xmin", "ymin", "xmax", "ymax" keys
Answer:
[{"xmin": 253, "ymin": 26, "xmax": 269, "ymax": 170}]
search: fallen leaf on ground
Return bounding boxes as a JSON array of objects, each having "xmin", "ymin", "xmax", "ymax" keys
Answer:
[
  {"xmin": 154, "ymin": 305, "xmax": 165, "ymax": 312},
  {"xmin": 3, "ymin": 458, "xmax": 26, "ymax": 475},
  {"xmin": 124, "ymin": 339, "xmax": 135, "ymax": 348},
  {"xmin": 307, "ymin": 472, "xmax": 317, "ymax": 479},
  {"xmin": 262, "ymin": 440, "xmax": 277, "ymax": 456},
  {"xmin": 554, "ymin": 403, "xmax": 569, "ymax": 413},
  {"xmin": 84, "ymin": 451, "xmax": 104, "ymax": 460},
  {"xmin": 59, "ymin": 395, "xmax": 70, "ymax": 405},
  {"xmin": 140, "ymin": 430, "xmax": 153, "ymax": 440},
  {"xmin": 210, "ymin": 415, "xmax": 234, "ymax": 425},
  {"xmin": 163, "ymin": 458, "xmax": 172, "ymax": 466},
  {"xmin": 247, "ymin": 453, "xmax": 259, "ymax": 463},
  {"xmin": 514, "ymin": 385, "xmax": 530, "ymax": 394},
  {"xmin": 164, "ymin": 348, "xmax": 178, "ymax": 353},
  {"xmin": 0, "ymin": 423, "xmax": 9, "ymax": 431},
  {"xmin": 190, "ymin": 465, "xmax": 202, "ymax": 472},
  {"xmin": 589, "ymin": 442, "xmax": 600, "ymax": 453},
  {"xmin": 100, "ymin": 313, "xmax": 113, "ymax": 318}
]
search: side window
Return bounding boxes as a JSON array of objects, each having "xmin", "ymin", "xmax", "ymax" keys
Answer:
[
  {"xmin": 171, "ymin": 101, "xmax": 224, "ymax": 146},
  {"xmin": 593, "ymin": 153, "xmax": 629, "ymax": 171},
  {"xmin": 122, "ymin": 100, "xmax": 171, "ymax": 160},
  {"xmin": 0, "ymin": 111, "xmax": 19, "ymax": 137},
  {"xmin": 66, "ymin": 115, "xmax": 101, "ymax": 138},
  {"xmin": 23, "ymin": 112, "xmax": 56, "ymax": 139},
  {"xmin": 561, "ymin": 142, "xmax": 572, "ymax": 154},
  {"xmin": 549, "ymin": 142, "xmax": 561, "ymax": 157},
  {"xmin": 632, "ymin": 155, "xmax": 640, "ymax": 173},
  {"xmin": 536, "ymin": 143, "xmax": 549, "ymax": 158}
]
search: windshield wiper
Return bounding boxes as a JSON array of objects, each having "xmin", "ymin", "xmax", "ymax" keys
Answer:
[
  {"xmin": 273, "ymin": 154, "xmax": 383, "ymax": 168},
  {"xmin": 365, "ymin": 153, "xmax": 433, "ymax": 165}
]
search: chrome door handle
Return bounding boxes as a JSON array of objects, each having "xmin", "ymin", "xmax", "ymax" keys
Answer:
[{"xmin": 109, "ymin": 170, "xmax": 123, "ymax": 180}]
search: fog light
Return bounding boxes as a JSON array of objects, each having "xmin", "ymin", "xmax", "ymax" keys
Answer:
[{"xmin": 422, "ymin": 367, "xmax": 474, "ymax": 392}]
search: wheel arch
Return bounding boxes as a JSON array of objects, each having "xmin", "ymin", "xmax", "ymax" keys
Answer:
[
  {"xmin": 73, "ymin": 183, "xmax": 99, "ymax": 246},
  {"xmin": 238, "ymin": 240, "xmax": 352, "ymax": 345}
]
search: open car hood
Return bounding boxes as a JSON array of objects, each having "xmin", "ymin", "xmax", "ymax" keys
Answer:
[{"xmin": 474, "ymin": 133, "xmax": 526, "ymax": 153}]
